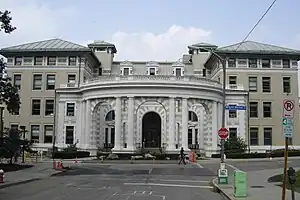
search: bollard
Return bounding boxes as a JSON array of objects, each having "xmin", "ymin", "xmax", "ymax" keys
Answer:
[{"xmin": 0, "ymin": 169, "xmax": 4, "ymax": 183}]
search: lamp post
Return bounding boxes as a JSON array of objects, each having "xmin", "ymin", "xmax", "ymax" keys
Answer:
[{"xmin": 19, "ymin": 125, "xmax": 27, "ymax": 163}]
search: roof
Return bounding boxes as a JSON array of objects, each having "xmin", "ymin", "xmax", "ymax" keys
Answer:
[
  {"xmin": 0, "ymin": 38, "xmax": 91, "ymax": 53},
  {"xmin": 87, "ymin": 40, "xmax": 117, "ymax": 53},
  {"xmin": 216, "ymin": 41, "xmax": 300, "ymax": 55},
  {"xmin": 190, "ymin": 42, "xmax": 218, "ymax": 48}
]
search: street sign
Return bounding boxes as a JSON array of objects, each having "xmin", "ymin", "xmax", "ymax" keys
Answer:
[
  {"xmin": 282, "ymin": 117, "xmax": 293, "ymax": 138},
  {"xmin": 283, "ymin": 100, "xmax": 295, "ymax": 119},
  {"xmin": 225, "ymin": 105, "xmax": 247, "ymax": 111},
  {"xmin": 218, "ymin": 127, "xmax": 229, "ymax": 140}
]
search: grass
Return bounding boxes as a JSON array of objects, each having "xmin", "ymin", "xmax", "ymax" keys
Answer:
[{"xmin": 268, "ymin": 170, "xmax": 300, "ymax": 193}]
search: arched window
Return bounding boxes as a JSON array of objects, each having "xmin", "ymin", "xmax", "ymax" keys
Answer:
[
  {"xmin": 188, "ymin": 111, "xmax": 198, "ymax": 122},
  {"xmin": 105, "ymin": 110, "xmax": 115, "ymax": 121}
]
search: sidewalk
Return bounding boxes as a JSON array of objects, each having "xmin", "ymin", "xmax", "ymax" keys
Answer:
[
  {"xmin": 213, "ymin": 167, "xmax": 300, "ymax": 200},
  {"xmin": 0, "ymin": 162, "xmax": 66, "ymax": 189}
]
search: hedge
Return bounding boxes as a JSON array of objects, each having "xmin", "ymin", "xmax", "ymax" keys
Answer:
[
  {"xmin": 53, "ymin": 151, "xmax": 90, "ymax": 159},
  {"xmin": 211, "ymin": 150, "xmax": 300, "ymax": 159}
]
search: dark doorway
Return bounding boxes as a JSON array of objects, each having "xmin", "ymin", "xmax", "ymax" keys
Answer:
[{"xmin": 142, "ymin": 112, "xmax": 161, "ymax": 148}]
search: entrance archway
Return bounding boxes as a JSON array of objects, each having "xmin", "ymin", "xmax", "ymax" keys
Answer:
[{"xmin": 142, "ymin": 112, "xmax": 161, "ymax": 148}]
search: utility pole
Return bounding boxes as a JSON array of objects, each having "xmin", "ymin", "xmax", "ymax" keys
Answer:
[{"xmin": 220, "ymin": 58, "xmax": 226, "ymax": 163}]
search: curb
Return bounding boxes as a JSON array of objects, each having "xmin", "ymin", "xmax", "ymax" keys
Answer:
[
  {"xmin": 0, "ymin": 178, "xmax": 42, "ymax": 189},
  {"xmin": 211, "ymin": 177, "xmax": 233, "ymax": 200}
]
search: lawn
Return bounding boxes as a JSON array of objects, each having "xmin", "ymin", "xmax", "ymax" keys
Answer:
[{"xmin": 268, "ymin": 170, "xmax": 300, "ymax": 193}]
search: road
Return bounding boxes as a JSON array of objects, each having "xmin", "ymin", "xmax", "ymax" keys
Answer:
[{"xmin": 0, "ymin": 163, "xmax": 224, "ymax": 200}]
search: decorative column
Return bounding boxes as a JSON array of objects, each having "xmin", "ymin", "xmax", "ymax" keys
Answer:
[
  {"xmin": 85, "ymin": 100, "xmax": 91, "ymax": 149},
  {"xmin": 192, "ymin": 129, "xmax": 195, "ymax": 145},
  {"xmin": 57, "ymin": 101, "xmax": 65, "ymax": 146},
  {"xmin": 211, "ymin": 101, "xmax": 218, "ymax": 152},
  {"xmin": 199, "ymin": 108, "xmax": 205, "ymax": 150},
  {"xmin": 127, "ymin": 97, "xmax": 134, "ymax": 150},
  {"xmin": 168, "ymin": 97, "xmax": 176, "ymax": 150},
  {"xmin": 181, "ymin": 98, "xmax": 189, "ymax": 150},
  {"xmin": 113, "ymin": 97, "xmax": 122, "ymax": 151},
  {"xmin": 78, "ymin": 100, "xmax": 84, "ymax": 148}
]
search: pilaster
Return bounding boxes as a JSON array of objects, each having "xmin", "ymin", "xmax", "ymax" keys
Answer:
[
  {"xmin": 127, "ymin": 96, "xmax": 134, "ymax": 151},
  {"xmin": 167, "ymin": 97, "xmax": 176, "ymax": 151},
  {"xmin": 112, "ymin": 97, "xmax": 122, "ymax": 151},
  {"xmin": 211, "ymin": 101, "xmax": 218, "ymax": 152},
  {"xmin": 181, "ymin": 98, "xmax": 189, "ymax": 150}
]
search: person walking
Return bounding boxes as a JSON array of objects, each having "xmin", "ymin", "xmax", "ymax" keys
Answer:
[{"xmin": 178, "ymin": 147, "xmax": 186, "ymax": 165}]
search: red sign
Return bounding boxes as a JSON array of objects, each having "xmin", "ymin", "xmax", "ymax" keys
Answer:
[
  {"xmin": 284, "ymin": 100, "xmax": 294, "ymax": 111},
  {"xmin": 218, "ymin": 127, "xmax": 229, "ymax": 140}
]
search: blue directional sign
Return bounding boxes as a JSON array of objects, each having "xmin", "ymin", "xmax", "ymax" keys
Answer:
[
  {"xmin": 282, "ymin": 117, "xmax": 293, "ymax": 138},
  {"xmin": 225, "ymin": 105, "xmax": 247, "ymax": 111}
]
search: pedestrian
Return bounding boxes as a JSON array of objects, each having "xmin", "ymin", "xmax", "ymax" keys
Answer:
[{"xmin": 178, "ymin": 147, "xmax": 186, "ymax": 165}]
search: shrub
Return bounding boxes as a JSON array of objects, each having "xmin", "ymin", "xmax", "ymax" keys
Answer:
[
  {"xmin": 53, "ymin": 151, "xmax": 90, "ymax": 159},
  {"xmin": 224, "ymin": 137, "xmax": 247, "ymax": 154},
  {"xmin": 211, "ymin": 150, "xmax": 300, "ymax": 159}
]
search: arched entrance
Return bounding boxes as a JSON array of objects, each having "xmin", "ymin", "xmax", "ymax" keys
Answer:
[{"xmin": 142, "ymin": 112, "xmax": 161, "ymax": 148}]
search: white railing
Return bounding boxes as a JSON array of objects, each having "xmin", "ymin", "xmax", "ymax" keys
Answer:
[
  {"xmin": 60, "ymin": 83, "xmax": 78, "ymax": 88},
  {"xmin": 226, "ymin": 84, "xmax": 244, "ymax": 90}
]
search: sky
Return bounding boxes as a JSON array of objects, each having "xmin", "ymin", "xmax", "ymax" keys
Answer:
[{"xmin": 0, "ymin": 0, "xmax": 300, "ymax": 61}]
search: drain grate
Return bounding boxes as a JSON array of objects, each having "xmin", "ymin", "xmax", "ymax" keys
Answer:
[{"xmin": 250, "ymin": 185, "xmax": 265, "ymax": 188}]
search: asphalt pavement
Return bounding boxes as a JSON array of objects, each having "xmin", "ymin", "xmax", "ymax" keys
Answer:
[{"xmin": 0, "ymin": 163, "xmax": 224, "ymax": 200}]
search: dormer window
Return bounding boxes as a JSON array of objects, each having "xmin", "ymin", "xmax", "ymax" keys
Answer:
[
  {"xmin": 120, "ymin": 61, "xmax": 133, "ymax": 76},
  {"xmin": 146, "ymin": 61, "xmax": 159, "ymax": 76},
  {"xmin": 149, "ymin": 68, "xmax": 156, "ymax": 75},
  {"xmin": 123, "ymin": 67, "xmax": 130, "ymax": 75},
  {"xmin": 172, "ymin": 61, "xmax": 184, "ymax": 77}
]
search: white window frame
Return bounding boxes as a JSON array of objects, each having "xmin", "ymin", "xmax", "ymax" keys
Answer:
[
  {"xmin": 120, "ymin": 66, "xmax": 132, "ymax": 76},
  {"xmin": 65, "ymin": 102, "xmax": 76, "ymax": 117},
  {"xmin": 173, "ymin": 67, "xmax": 184, "ymax": 76},
  {"xmin": 147, "ymin": 67, "xmax": 158, "ymax": 75},
  {"xmin": 64, "ymin": 124, "xmax": 76, "ymax": 145}
]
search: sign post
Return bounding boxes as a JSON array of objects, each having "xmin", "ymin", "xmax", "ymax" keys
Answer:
[
  {"xmin": 218, "ymin": 128, "xmax": 229, "ymax": 184},
  {"xmin": 282, "ymin": 100, "xmax": 295, "ymax": 200}
]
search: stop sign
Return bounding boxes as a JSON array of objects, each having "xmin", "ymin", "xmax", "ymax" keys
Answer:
[{"xmin": 218, "ymin": 127, "xmax": 229, "ymax": 140}]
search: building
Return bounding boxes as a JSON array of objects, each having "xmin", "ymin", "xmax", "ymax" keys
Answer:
[{"xmin": 0, "ymin": 39, "xmax": 299, "ymax": 156}]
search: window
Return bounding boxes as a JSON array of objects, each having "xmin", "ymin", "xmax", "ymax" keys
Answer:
[
  {"xmin": 47, "ymin": 56, "xmax": 56, "ymax": 65},
  {"xmin": 248, "ymin": 77, "xmax": 257, "ymax": 92},
  {"xmin": 176, "ymin": 99, "xmax": 181, "ymax": 112},
  {"xmin": 283, "ymin": 77, "xmax": 291, "ymax": 93},
  {"xmin": 149, "ymin": 68, "xmax": 156, "ymax": 75},
  {"xmin": 98, "ymin": 68, "xmax": 102, "ymax": 76},
  {"xmin": 263, "ymin": 127, "xmax": 272, "ymax": 145},
  {"xmin": 123, "ymin": 68, "xmax": 130, "ymax": 75},
  {"xmin": 262, "ymin": 59, "xmax": 270, "ymax": 68},
  {"xmin": 228, "ymin": 58, "xmax": 236, "ymax": 68},
  {"xmin": 229, "ymin": 128, "xmax": 237, "ymax": 139},
  {"xmin": 188, "ymin": 129, "xmax": 193, "ymax": 145},
  {"xmin": 249, "ymin": 59, "xmax": 257, "ymax": 68},
  {"xmin": 250, "ymin": 127, "xmax": 259, "ymax": 145},
  {"xmin": 249, "ymin": 102, "xmax": 258, "ymax": 118},
  {"xmin": 66, "ymin": 103, "xmax": 75, "ymax": 116},
  {"xmin": 65, "ymin": 126, "xmax": 74, "ymax": 144},
  {"xmin": 263, "ymin": 102, "xmax": 272, "ymax": 118},
  {"xmin": 175, "ymin": 68, "xmax": 182, "ymax": 77},
  {"xmin": 111, "ymin": 128, "xmax": 115, "ymax": 146},
  {"xmin": 23, "ymin": 57, "xmax": 33, "ymax": 64},
  {"xmin": 46, "ymin": 75, "xmax": 55, "ymax": 90},
  {"xmin": 13, "ymin": 74, "xmax": 21, "ymax": 90},
  {"xmin": 262, "ymin": 77, "xmax": 271, "ymax": 92},
  {"xmin": 15, "ymin": 57, "xmax": 22, "ymax": 65},
  {"xmin": 202, "ymin": 69, "xmax": 206, "ymax": 77},
  {"xmin": 68, "ymin": 74, "xmax": 76, "ymax": 83},
  {"xmin": 57, "ymin": 57, "xmax": 67, "ymax": 64},
  {"xmin": 188, "ymin": 111, "xmax": 198, "ymax": 121},
  {"xmin": 229, "ymin": 107, "xmax": 237, "ymax": 118},
  {"xmin": 10, "ymin": 124, "xmax": 19, "ymax": 130},
  {"xmin": 105, "ymin": 110, "xmax": 115, "ymax": 121},
  {"xmin": 44, "ymin": 125, "xmax": 53, "ymax": 143},
  {"xmin": 33, "ymin": 74, "xmax": 42, "ymax": 90},
  {"xmin": 69, "ymin": 56, "xmax": 76, "ymax": 66},
  {"xmin": 283, "ymin": 59, "xmax": 290, "ymax": 68},
  {"xmin": 7, "ymin": 57, "xmax": 13, "ymax": 64},
  {"xmin": 45, "ymin": 100, "xmax": 54, "ymax": 116},
  {"xmin": 34, "ymin": 56, "xmax": 43, "ymax": 65},
  {"xmin": 229, "ymin": 76, "xmax": 237, "ymax": 85},
  {"xmin": 31, "ymin": 125, "xmax": 40, "ymax": 143},
  {"xmin": 32, "ymin": 99, "xmax": 41, "ymax": 115}
]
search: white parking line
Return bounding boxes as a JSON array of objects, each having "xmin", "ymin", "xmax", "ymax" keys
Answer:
[
  {"xmin": 124, "ymin": 182, "xmax": 213, "ymax": 189},
  {"xmin": 226, "ymin": 163, "xmax": 240, "ymax": 171},
  {"xmin": 154, "ymin": 179, "xmax": 209, "ymax": 183},
  {"xmin": 196, "ymin": 163, "xmax": 204, "ymax": 168}
]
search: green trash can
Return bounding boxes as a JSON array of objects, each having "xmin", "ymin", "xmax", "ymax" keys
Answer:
[{"xmin": 233, "ymin": 170, "xmax": 247, "ymax": 197}]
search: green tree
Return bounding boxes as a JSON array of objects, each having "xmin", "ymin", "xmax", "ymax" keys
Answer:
[
  {"xmin": 224, "ymin": 137, "xmax": 247, "ymax": 154},
  {"xmin": 0, "ymin": 10, "xmax": 16, "ymax": 33}
]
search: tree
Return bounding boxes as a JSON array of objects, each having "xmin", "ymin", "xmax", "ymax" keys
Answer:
[
  {"xmin": 0, "ymin": 10, "xmax": 20, "ymax": 114},
  {"xmin": 224, "ymin": 137, "xmax": 247, "ymax": 154}
]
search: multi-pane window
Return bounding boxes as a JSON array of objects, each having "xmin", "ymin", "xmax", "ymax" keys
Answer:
[
  {"xmin": 188, "ymin": 111, "xmax": 198, "ymax": 121},
  {"xmin": 263, "ymin": 127, "xmax": 272, "ymax": 145},
  {"xmin": 46, "ymin": 75, "xmax": 55, "ymax": 90},
  {"xmin": 283, "ymin": 59, "xmax": 290, "ymax": 68},
  {"xmin": 175, "ymin": 68, "xmax": 182, "ymax": 77},
  {"xmin": 249, "ymin": 102, "xmax": 258, "ymax": 118},
  {"xmin": 45, "ymin": 100, "xmax": 54, "ymax": 116},
  {"xmin": 250, "ymin": 127, "xmax": 259, "ymax": 145},
  {"xmin": 229, "ymin": 128, "xmax": 237, "ymax": 139},
  {"xmin": 248, "ymin": 77, "xmax": 257, "ymax": 92},
  {"xmin": 262, "ymin": 77, "xmax": 271, "ymax": 92},
  {"xmin": 282, "ymin": 77, "xmax": 291, "ymax": 94},
  {"xmin": 123, "ymin": 68, "xmax": 129, "ymax": 75},
  {"xmin": 10, "ymin": 124, "xmax": 19, "ymax": 130},
  {"xmin": 188, "ymin": 129, "xmax": 193, "ymax": 146},
  {"xmin": 33, "ymin": 74, "xmax": 42, "ymax": 90},
  {"xmin": 23, "ymin": 57, "xmax": 33, "ymax": 64},
  {"xmin": 15, "ymin": 57, "xmax": 22, "ymax": 65},
  {"xmin": 13, "ymin": 74, "xmax": 21, "ymax": 90},
  {"xmin": 65, "ymin": 126, "xmax": 74, "ymax": 144},
  {"xmin": 229, "ymin": 76, "xmax": 237, "ymax": 85},
  {"xmin": 44, "ymin": 125, "xmax": 53, "ymax": 143},
  {"xmin": 47, "ymin": 56, "xmax": 56, "ymax": 65},
  {"xmin": 31, "ymin": 125, "xmax": 40, "ymax": 143},
  {"xmin": 32, "ymin": 99, "xmax": 41, "ymax": 115},
  {"xmin": 262, "ymin": 59, "xmax": 270, "ymax": 68},
  {"xmin": 68, "ymin": 74, "xmax": 76, "ymax": 83},
  {"xmin": 34, "ymin": 56, "xmax": 43, "ymax": 65},
  {"xmin": 149, "ymin": 68, "xmax": 156, "ymax": 75},
  {"xmin": 69, "ymin": 56, "xmax": 77, "ymax": 66},
  {"xmin": 57, "ymin": 57, "xmax": 67, "ymax": 64},
  {"xmin": 263, "ymin": 102, "xmax": 272, "ymax": 118},
  {"xmin": 66, "ymin": 103, "xmax": 75, "ymax": 116},
  {"xmin": 248, "ymin": 59, "xmax": 257, "ymax": 68},
  {"xmin": 228, "ymin": 58, "xmax": 236, "ymax": 68}
]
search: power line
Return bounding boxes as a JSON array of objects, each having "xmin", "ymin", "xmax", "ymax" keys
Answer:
[{"xmin": 235, "ymin": 0, "xmax": 278, "ymax": 51}]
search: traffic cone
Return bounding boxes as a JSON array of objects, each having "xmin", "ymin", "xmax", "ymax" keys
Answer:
[{"xmin": 74, "ymin": 157, "xmax": 78, "ymax": 164}]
